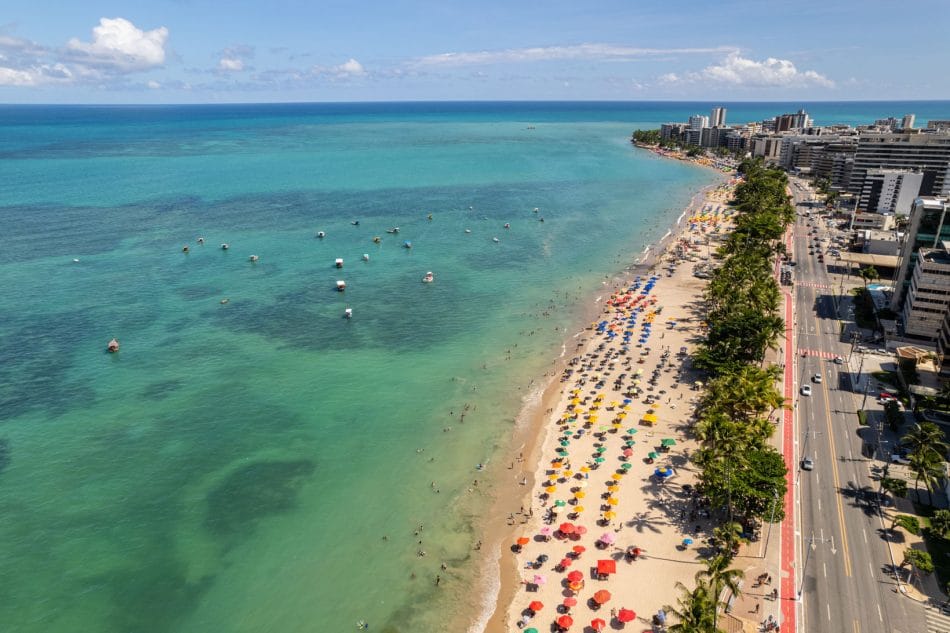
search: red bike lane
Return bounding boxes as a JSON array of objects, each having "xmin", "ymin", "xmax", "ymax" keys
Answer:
[{"xmin": 779, "ymin": 228, "xmax": 797, "ymax": 632}]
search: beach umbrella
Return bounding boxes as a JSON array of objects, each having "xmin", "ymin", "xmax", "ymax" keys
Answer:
[
  {"xmin": 574, "ymin": 506, "xmax": 585, "ymax": 513},
  {"xmin": 594, "ymin": 457, "xmax": 605, "ymax": 463},
  {"xmin": 593, "ymin": 589, "xmax": 612, "ymax": 604},
  {"xmin": 567, "ymin": 570, "xmax": 584, "ymax": 582},
  {"xmin": 648, "ymin": 451, "xmax": 659, "ymax": 460},
  {"xmin": 625, "ymin": 440, "xmax": 635, "ymax": 447},
  {"xmin": 563, "ymin": 470, "xmax": 574, "ymax": 477},
  {"xmin": 626, "ymin": 428, "xmax": 638, "ymax": 435},
  {"xmin": 611, "ymin": 473, "xmax": 623, "ymax": 481},
  {"xmin": 603, "ymin": 510, "xmax": 617, "ymax": 520},
  {"xmin": 606, "ymin": 497, "xmax": 618, "ymax": 505},
  {"xmin": 575, "ymin": 525, "xmax": 587, "ymax": 535},
  {"xmin": 599, "ymin": 532, "xmax": 616, "ymax": 545},
  {"xmin": 563, "ymin": 597, "xmax": 577, "ymax": 607},
  {"xmin": 580, "ymin": 466, "xmax": 591, "ymax": 473},
  {"xmin": 524, "ymin": 629, "xmax": 538, "ymax": 633},
  {"xmin": 528, "ymin": 601, "xmax": 544, "ymax": 612},
  {"xmin": 574, "ymin": 491, "xmax": 586, "ymax": 499},
  {"xmin": 572, "ymin": 545, "xmax": 586, "ymax": 555},
  {"xmin": 596, "ymin": 447, "xmax": 607, "ymax": 453},
  {"xmin": 622, "ymin": 448, "xmax": 633, "ymax": 457},
  {"xmin": 621, "ymin": 463, "xmax": 632, "ymax": 470},
  {"xmin": 546, "ymin": 486, "xmax": 557, "ymax": 494},
  {"xmin": 591, "ymin": 618, "xmax": 607, "ymax": 632},
  {"xmin": 661, "ymin": 438, "xmax": 676, "ymax": 447},
  {"xmin": 682, "ymin": 538, "xmax": 693, "ymax": 546},
  {"xmin": 557, "ymin": 449, "xmax": 569, "ymax": 456},
  {"xmin": 540, "ymin": 527, "xmax": 552, "ymax": 537},
  {"xmin": 548, "ymin": 473, "xmax": 559, "ymax": 481},
  {"xmin": 617, "ymin": 608, "xmax": 636, "ymax": 623},
  {"xmin": 559, "ymin": 522, "xmax": 576, "ymax": 534},
  {"xmin": 596, "ymin": 559, "xmax": 616, "ymax": 575},
  {"xmin": 555, "ymin": 500, "xmax": 567, "ymax": 507},
  {"xmin": 560, "ymin": 440, "xmax": 570, "ymax": 447},
  {"xmin": 557, "ymin": 615, "xmax": 573, "ymax": 629},
  {"xmin": 516, "ymin": 537, "xmax": 530, "ymax": 546},
  {"xmin": 533, "ymin": 574, "xmax": 547, "ymax": 586},
  {"xmin": 552, "ymin": 461, "xmax": 564, "ymax": 469}
]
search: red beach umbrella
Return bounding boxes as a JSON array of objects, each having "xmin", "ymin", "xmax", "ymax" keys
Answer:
[
  {"xmin": 617, "ymin": 608, "xmax": 636, "ymax": 623},
  {"xmin": 528, "ymin": 601, "xmax": 544, "ymax": 612},
  {"xmin": 593, "ymin": 589, "xmax": 612, "ymax": 605},
  {"xmin": 516, "ymin": 537, "xmax": 530, "ymax": 546},
  {"xmin": 557, "ymin": 615, "xmax": 574, "ymax": 629},
  {"xmin": 572, "ymin": 545, "xmax": 586, "ymax": 556},
  {"xmin": 567, "ymin": 570, "xmax": 584, "ymax": 582},
  {"xmin": 575, "ymin": 526, "xmax": 588, "ymax": 536},
  {"xmin": 559, "ymin": 557, "xmax": 572, "ymax": 568},
  {"xmin": 563, "ymin": 597, "xmax": 578, "ymax": 607},
  {"xmin": 559, "ymin": 522, "xmax": 576, "ymax": 535},
  {"xmin": 591, "ymin": 618, "xmax": 607, "ymax": 631}
]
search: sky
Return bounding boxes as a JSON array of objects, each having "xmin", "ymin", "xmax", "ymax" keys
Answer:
[{"xmin": 1, "ymin": 0, "xmax": 948, "ymax": 103}]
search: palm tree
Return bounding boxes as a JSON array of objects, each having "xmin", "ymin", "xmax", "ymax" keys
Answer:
[
  {"xmin": 712, "ymin": 521, "xmax": 745, "ymax": 559},
  {"xmin": 664, "ymin": 580, "xmax": 720, "ymax": 633},
  {"xmin": 880, "ymin": 476, "xmax": 907, "ymax": 502},
  {"xmin": 859, "ymin": 265, "xmax": 878, "ymax": 290},
  {"xmin": 908, "ymin": 450, "xmax": 943, "ymax": 505},
  {"xmin": 695, "ymin": 554, "xmax": 744, "ymax": 629},
  {"xmin": 901, "ymin": 422, "xmax": 949, "ymax": 462}
]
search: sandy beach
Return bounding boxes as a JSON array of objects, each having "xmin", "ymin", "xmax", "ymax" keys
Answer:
[{"xmin": 475, "ymin": 181, "xmax": 738, "ymax": 633}]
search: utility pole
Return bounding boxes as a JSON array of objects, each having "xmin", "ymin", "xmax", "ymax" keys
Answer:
[{"xmin": 797, "ymin": 531, "xmax": 833, "ymax": 601}]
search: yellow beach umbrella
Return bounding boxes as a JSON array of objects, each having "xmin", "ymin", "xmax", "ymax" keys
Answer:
[
  {"xmin": 546, "ymin": 486, "xmax": 557, "ymax": 493},
  {"xmin": 574, "ymin": 505, "xmax": 584, "ymax": 513},
  {"xmin": 604, "ymin": 511, "xmax": 617, "ymax": 520},
  {"xmin": 580, "ymin": 466, "xmax": 591, "ymax": 473},
  {"xmin": 574, "ymin": 490, "xmax": 586, "ymax": 499},
  {"xmin": 611, "ymin": 473, "xmax": 623, "ymax": 481},
  {"xmin": 563, "ymin": 470, "xmax": 573, "ymax": 477},
  {"xmin": 607, "ymin": 497, "xmax": 619, "ymax": 505},
  {"xmin": 548, "ymin": 473, "xmax": 559, "ymax": 481}
]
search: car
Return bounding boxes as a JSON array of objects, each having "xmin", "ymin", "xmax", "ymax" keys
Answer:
[
  {"xmin": 812, "ymin": 373, "xmax": 822, "ymax": 383},
  {"xmin": 878, "ymin": 392, "xmax": 897, "ymax": 403},
  {"xmin": 800, "ymin": 385, "xmax": 812, "ymax": 396},
  {"xmin": 890, "ymin": 454, "xmax": 911, "ymax": 465},
  {"xmin": 833, "ymin": 356, "xmax": 844, "ymax": 364},
  {"xmin": 801, "ymin": 457, "xmax": 815, "ymax": 471}
]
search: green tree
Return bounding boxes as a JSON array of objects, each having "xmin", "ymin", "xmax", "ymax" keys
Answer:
[
  {"xmin": 931, "ymin": 509, "xmax": 950, "ymax": 537},
  {"xmin": 859, "ymin": 266, "xmax": 879, "ymax": 290},
  {"xmin": 901, "ymin": 422, "xmax": 949, "ymax": 462},
  {"xmin": 695, "ymin": 554, "xmax": 744, "ymax": 629},
  {"xmin": 712, "ymin": 521, "xmax": 746, "ymax": 559},
  {"xmin": 901, "ymin": 548, "xmax": 935, "ymax": 585},
  {"xmin": 884, "ymin": 400, "xmax": 903, "ymax": 432},
  {"xmin": 880, "ymin": 477, "xmax": 907, "ymax": 502},
  {"xmin": 907, "ymin": 450, "xmax": 943, "ymax": 506}
]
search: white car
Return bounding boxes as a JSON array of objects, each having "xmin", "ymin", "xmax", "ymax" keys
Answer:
[
  {"xmin": 800, "ymin": 385, "xmax": 812, "ymax": 396},
  {"xmin": 812, "ymin": 373, "xmax": 822, "ymax": 384},
  {"xmin": 801, "ymin": 457, "xmax": 815, "ymax": 471}
]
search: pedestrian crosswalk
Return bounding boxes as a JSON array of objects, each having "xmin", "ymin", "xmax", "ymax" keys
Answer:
[
  {"xmin": 925, "ymin": 605, "xmax": 950, "ymax": 633},
  {"xmin": 797, "ymin": 348, "xmax": 839, "ymax": 360},
  {"xmin": 796, "ymin": 281, "xmax": 831, "ymax": 289}
]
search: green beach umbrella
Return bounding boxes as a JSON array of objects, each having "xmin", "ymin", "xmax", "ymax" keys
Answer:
[
  {"xmin": 621, "ymin": 463, "xmax": 633, "ymax": 470},
  {"xmin": 595, "ymin": 457, "xmax": 606, "ymax": 463},
  {"xmin": 661, "ymin": 438, "xmax": 676, "ymax": 447},
  {"xmin": 626, "ymin": 428, "xmax": 638, "ymax": 435},
  {"xmin": 596, "ymin": 447, "xmax": 607, "ymax": 453},
  {"xmin": 625, "ymin": 440, "xmax": 635, "ymax": 447},
  {"xmin": 648, "ymin": 451, "xmax": 659, "ymax": 459},
  {"xmin": 555, "ymin": 500, "xmax": 566, "ymax": 507},
  {"xmin": 525, "ymin": 629, "xmax": 539, "ymax": 633},
  {"xmin": 560, "ymin": 441, "xmax": 570, "ymax": 447}
]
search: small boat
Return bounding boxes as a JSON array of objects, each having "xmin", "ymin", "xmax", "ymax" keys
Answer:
[
  {"xmin": 336, "ymin": 280, "xmax": 346, "ymax": 292},
  {"xmin": 372, "ymin": 236, "xmax": 381, "ymax": 243},
  {"xmin": 403, "ymin": 241, "xmax": 412, "ymax": 249},
  {"xmin": 197, "ymin": 237, "xmax": 205, "ymax": 244},
  {"xmin": 107, "ymin": 338, "xmax": 120, "ymax": 353},
  {"xmin": 464, "ymin": 229, "xmax": 471, "ymax": 234},
  {"xmin": 422, "ymin": 271, "xmax": 434, "ymax": 283},
  {"xmin": 492, "ymin": 237, "xmax": 500, "ymax": 243},
  {"xmin": 221, "ymin": 243, "xmax": 229, "ymax": 250},
  {"xmin": 249, "ymin": 255, "xmax": 259, "ymax": 262},
  {"xmin": 72, "ymin": 258, "xmax": 80, "ymax": 263},
  {"xmin": 504, "ymin": 223, "xmax": 510, "ymax": 229},
  {"xmin": 533, "ymin": 207, "xmax": 539, "ymax": 213},
  {"xmin": 317, "ymin": 231, "xmax": 326, "ymax": 239},
  {"xmin": 182, "ymin": 245, "xmax": 189, "ymax": 253},
  {"xmin": 335, "ymin": 258, "xmax": 344, "ymax": 268},
  {"xmin": 344, "ymin": 307, "xmax": 353, "ymax": 319},
  {"xmin": 220, "ymin": 298, "xmax": 229, "ymax": 304},
  {"xmin": 362, "ymin": 253, "xmax": 370, "ymax": 261},
  {"xmin": 386, "ymin": 227, "xmax": 400, "ymax": 234},
  {"xmin": 427, "ymin": 214, "xmax": 433, "ymax": 221},
  {"xmin": 351, "ymin": 220, "xmax": 360, "ymax": 226}
]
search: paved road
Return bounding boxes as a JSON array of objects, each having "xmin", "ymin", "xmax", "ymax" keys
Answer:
[{"xmin": 787, "ymin": 179, "xmax": 928, "ymax": 633}]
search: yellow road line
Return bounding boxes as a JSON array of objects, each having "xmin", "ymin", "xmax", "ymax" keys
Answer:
[{"xmin": 813, "ymin": 309, "xmax": 852, "ymax": 577}]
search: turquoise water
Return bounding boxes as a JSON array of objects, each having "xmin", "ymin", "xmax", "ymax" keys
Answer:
[{"xmin": 0, "ymin": 101, "xmax": 941, "ymax": 633}]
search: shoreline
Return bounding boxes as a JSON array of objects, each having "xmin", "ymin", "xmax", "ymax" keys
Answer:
[{"xmin": 471, "ymin": 170, "xmax": 730, "ymax": 633}]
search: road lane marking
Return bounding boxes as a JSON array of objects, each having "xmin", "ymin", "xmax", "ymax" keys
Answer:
[
  {"xmin": 827, "ymin": 603, "xmax": 831, "ymax": 620},
  {"xmin": 863, "ymin": 528, "xmax": 868, "ymax": 543},
  {"xmin": 813, "ymin": 311, "xmax": 852, "ymax": 576},
  {"xmin": 818, "ymin": 497, "xmax": 821, "ymax": 512},
  {"xmin": 823, "ymin": 562, "xmax": 827, "ymax": 578},
  {"xmin": 876, "ymin": 604, "xmax": 883, "ymax": 622},
  {"xmin": 853, "ymin": 619, "xmax": 860, "ymax": 633}
]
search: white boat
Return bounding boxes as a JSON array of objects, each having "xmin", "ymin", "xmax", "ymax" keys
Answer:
[
  {"xmin": 362, "ymin": 253, "xmax": 370, "ymax": 261},
  {"xmin": 336, "ymin": 280, "xmax": 346, "ymax": 291},
  {"xmin": 221, "ymin": 243, "xmax": 229, "ymax": 250},
  {"xmin": 344, "ymin": 308, "xmax": 353, "ymax": 318},
  {"xmin": 386, "ymin": 227, "xmax": 400, "ymax": 234},
  {"xmin": 422, "ymin": 271, "xmax": 434, "ymax": 283},
  {"xmin": 335, "ymin": 258, "xmax": 344, "ymax": 268},
  {"xmin": 492, "ymin": 237, "xmax": 500, "ymax": 243},
  {"xmin": 464, "ymin": 229, "xmax": 471, "ymax": 234},
  {"xmin": 317, "ymin": 231, "xmax": 326, "ymax": 238},
  {"xmin": 249, "ymin": 255, "xmax": 259, "ymax": 262}
]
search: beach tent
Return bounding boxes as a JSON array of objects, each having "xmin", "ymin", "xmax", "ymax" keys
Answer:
[{"xmin": 596, "ymin": 559, "xmax": 616, "ymax": 575}]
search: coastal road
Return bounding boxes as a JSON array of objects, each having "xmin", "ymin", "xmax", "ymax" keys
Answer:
[{"xmin": 788, "ymin": 180, "xmax": 929, "ymax": 633}]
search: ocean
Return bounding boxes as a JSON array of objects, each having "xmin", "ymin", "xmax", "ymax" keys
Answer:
[{"xmin": 0, "ymin": 101, "xmax": 945, "ymax": 633}]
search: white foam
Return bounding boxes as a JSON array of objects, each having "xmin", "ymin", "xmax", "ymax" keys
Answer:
[{"xmin": 467, "ymin": 543, "xmax": 502, "ymax": 633}]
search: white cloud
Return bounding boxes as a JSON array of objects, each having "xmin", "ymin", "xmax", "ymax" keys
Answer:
[
  {"xmin": 0, "ymin": 66, "xmax": 37, "ymax": 86},
  {"xmin": 66, "ymin": 17, "xmax": 168, "ymax": 72},
  {"xmin": 336, "ymin": 58, "xmax": 365, "ymax": 75},
  {"xmin": 218, "ymin": 57, "xmax": 244, "ymax": 72},
  {"xmin": 412, "ymin": 43, "xmax": 734, "ymax": 67},
  {"xmin": 675, "ymin": 52, "xmax": 834, "ymax": 88},
  {"xmin": 147, "ymin": 79, "xmax": 161, "ymax": 89}
]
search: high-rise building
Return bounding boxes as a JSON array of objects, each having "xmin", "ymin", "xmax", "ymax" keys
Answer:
[
  {"xmin": 688, "ymin": 114, "xmax": 709, "ymax": 131},
  {"xmin": 902, "ymin": 114, "xmax": 916, "ymax": 130},
  {"xmin": 710, "ymin": 107, "xmax": 726, "ymax": 127},
  {"xmin": 890, "ymin": 197, "xmax": 950, "ymax": 311},
  {"xmin": 849, "ymin": 132, "xmax": 950, "ymax": 199},
  {"xmin": 900, "ymin": 244, "xmax": 950, "ymax": 341},
  {"xmin": 857, "ymin": 169, "xmax": 924, "ymax": 214}
]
